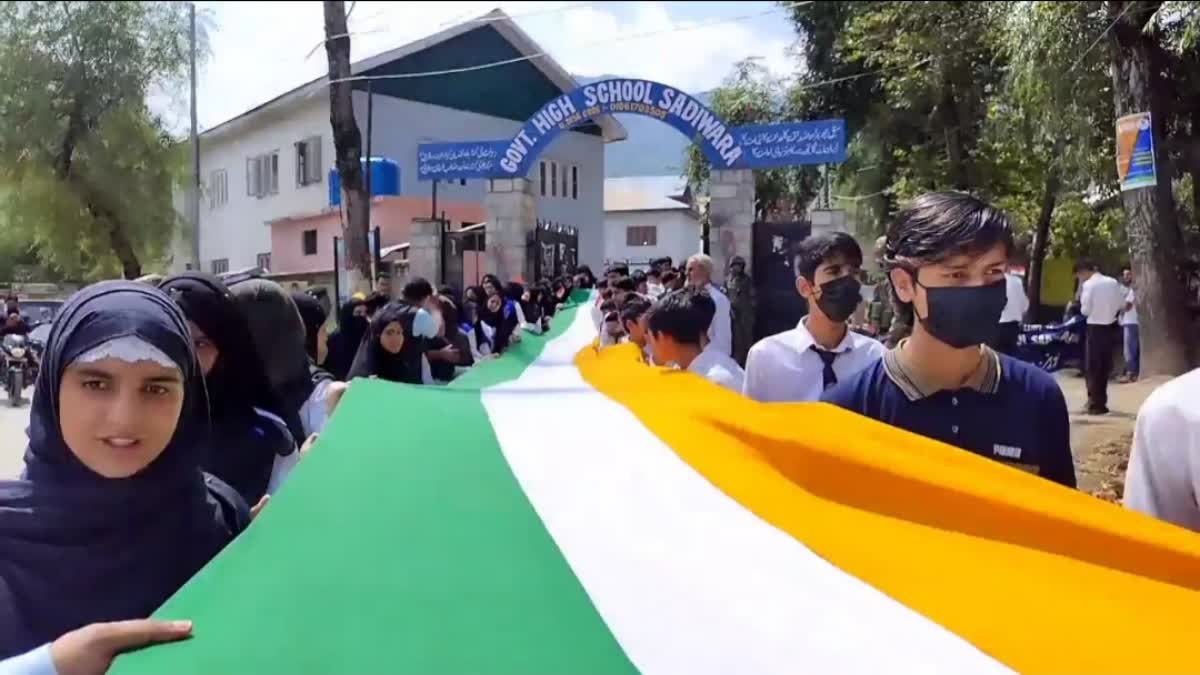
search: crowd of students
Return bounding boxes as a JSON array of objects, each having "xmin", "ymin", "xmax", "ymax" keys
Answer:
[
  {"xmin": 0, "ymin": 270, "xmax": 572, "ymax": 674},
  {"xmin": 596, "ymin": 192, "xmax": 1076, "ymax": 489},
  {"xmin": 6, "ymin": 190, "xmax": 1200, "ymax": 674}
]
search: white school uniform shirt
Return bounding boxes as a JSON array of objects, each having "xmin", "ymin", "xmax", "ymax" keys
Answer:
[
  {"xmin": 1124, "ymin": 368, "xmax": 1200, "ymax": 531},
  {"xmin": 687, "ymin": 345, "xmax": 745, "ymax": 393},
  {"xmin": 704, "ymin": 283, "xmax": 733, "ymax": 357},
  {"xmin": 999, "ymin": 273, "xmax": 1029, "ymax": 324},
  {"xmin": 1121, "ymin": 287, "xmax": 1138, "ymax": 326},
  {"xmin": 254, "ymin": 407, "xmax": 301, "ymax": 495},
  {"xmin": 1080, "ymin": 273, "xmax": 1125, "ymax": 325},
  {"xmin": 743, "ymin": 318, "xmax": 886, "ymax": 402}
]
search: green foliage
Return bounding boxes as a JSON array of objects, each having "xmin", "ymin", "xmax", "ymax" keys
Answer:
[
  {"xmin": 684, "ymin": 58, "xmax": 819, "ymax": 219},
  {"xmin": 0, "ymin": 1, "xmax": 202, "ymax": 280}
]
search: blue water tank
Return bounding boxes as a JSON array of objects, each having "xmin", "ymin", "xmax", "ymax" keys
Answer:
[{"xmin": 329, "ymin": 157, "xmax": 400, "ymax": 206}]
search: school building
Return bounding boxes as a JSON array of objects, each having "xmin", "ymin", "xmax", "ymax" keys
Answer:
[{"xmin": 170, "ymin": 9, "xmax": 626, "ymax": 287}]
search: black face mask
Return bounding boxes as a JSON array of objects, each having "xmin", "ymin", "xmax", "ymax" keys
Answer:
[
  {"xmin": 813, "ymin": 275, "xmax": 862, "ymax": 323},
  {"xmin": 915, "ymin": 277, "xmax": 1008, "ymax": 349}
]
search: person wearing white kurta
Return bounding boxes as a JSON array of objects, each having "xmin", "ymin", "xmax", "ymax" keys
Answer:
[{"xmin": 685, "ymin": 253, "xmax": 733, "ymax": 357}]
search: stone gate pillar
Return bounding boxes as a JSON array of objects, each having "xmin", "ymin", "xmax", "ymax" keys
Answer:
[
  {"xmin": 708, "ymin": 169, "xmax": 755, "ymax": 284},
  {"xmin": 484, "ymin": 177, "xmax": 537, "ymax": 283},
  {"xmin": 406, "ymin": 217, "xmax": 442, "ymax": 285}
]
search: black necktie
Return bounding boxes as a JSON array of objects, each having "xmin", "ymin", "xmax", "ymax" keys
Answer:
[{"xmin": 811, "ymin": 346, "xmax": 839, "ymax": 390}]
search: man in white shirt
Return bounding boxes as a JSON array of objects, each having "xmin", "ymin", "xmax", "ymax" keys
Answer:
[
  {"xmin": 685, "ymin": 253, "xmax": 733, "ymax": 357},
  {"xmin": 646, "ymin": 289, "xmax": 744, "ymax": 392},
  {"xmin": 1076, "ymin": 260, "xmax": 1125, "ymax": 415},
  {"xmin": 1124, "ymin": 368, "xmax": 1200, "ymax": 530},
  {"xmin": 1119, "ymin": 266, "xmax": 1139, "ymax": 382},
  {"xmin": 744, "ymin": 232, "xmax": 886, "ymax": 402},
  {"xmin": 993, "ymin": 268, "xmax": 1029, "ymax": 356}
]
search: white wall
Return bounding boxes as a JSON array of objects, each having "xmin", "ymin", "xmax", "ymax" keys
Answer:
[
  {"xmin": 183, "ymin": 91, "xmax": 608, "ymax": 274},
  {"xmin": 186, "ymin": 95, "xmax": 335, "ymax": 274},
  {"xmin": 603, "ymin": 208, "xmax": 700, "ymax": 268},
  {"xmin": 350, "ymin": 92, "xmax": 606, "ymax": 270}
]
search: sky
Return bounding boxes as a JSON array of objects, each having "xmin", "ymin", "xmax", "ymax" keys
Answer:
[{"xmin": 160, "ymin": 1, "xmax": 799, "ymax": 132}]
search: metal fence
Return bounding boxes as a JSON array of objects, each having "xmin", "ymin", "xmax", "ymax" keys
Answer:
[{"xmin": 526, "ymin": 220, "xmax": 578, "ymax": 282}]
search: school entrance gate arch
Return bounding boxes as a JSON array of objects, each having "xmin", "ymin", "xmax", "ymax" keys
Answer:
[{"xmin": 416, "ymin": 78, "xmax": 846, "ymax": 284}]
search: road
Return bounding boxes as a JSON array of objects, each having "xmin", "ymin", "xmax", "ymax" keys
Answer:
[{"xmin": 0, "ymin": 387, "xmax": 31, "ymax": 479}]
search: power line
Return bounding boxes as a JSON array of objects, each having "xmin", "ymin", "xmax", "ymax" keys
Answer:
[
  {"xmin": 307, "ymin": 2, "xmax": 599, "ymax": 61},
  {"xmin": 324, "ymin": 1, "xmax": 814, "ymax": 85},
  {"xmin": 1069, "ymin": 0, "xmax": 1138, "ymax": 73}
]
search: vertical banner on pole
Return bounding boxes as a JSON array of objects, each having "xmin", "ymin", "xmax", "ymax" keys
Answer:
[{"xmin": 1116, "ymin": 112, "xmax": 1156, "ymax": 192}]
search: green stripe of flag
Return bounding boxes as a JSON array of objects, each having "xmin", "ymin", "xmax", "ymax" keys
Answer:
[{"xmin": 114, "ymin": 293, "xmax": 635, "ymax": 674}]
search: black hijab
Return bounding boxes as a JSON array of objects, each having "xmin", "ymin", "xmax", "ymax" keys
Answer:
[
  {"xmin": 347, "ymin": 302, "xmax": 424, "ymax": 384},
  {"xmin": 227, "ymin": 279, "xmax": 311, "ymax": 445},
  {"xmin": 291, "ymin": 291, "xmax": 327, "ymax": 363},
  {"xmin": 160, "ymin": 273, "xmax": 294, "ymax": 504},
  {"xmin": 0, "ymin": 281, "xmax": 246, "ymax": 658},
  {"xmin": 325, "ymin": 298, "xmax": 368, "ymax": 381}
]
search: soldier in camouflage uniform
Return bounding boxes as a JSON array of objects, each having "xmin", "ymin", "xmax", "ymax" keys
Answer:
[
  {"xmin": 725, "ymin": 256, "xmax": 756, "ymax": 366},
  {"xmin": 868, "ymin": 236, "xmax": 911, "ymax": 348}
]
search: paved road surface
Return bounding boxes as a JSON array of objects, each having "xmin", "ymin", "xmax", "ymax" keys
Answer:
[{"xmin": 0, "ymin": 387, "xmax": 31, "ymax": 479}]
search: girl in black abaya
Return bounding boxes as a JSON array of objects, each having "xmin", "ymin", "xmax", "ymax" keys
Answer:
[
  {"xmin": 228, "ymin": 279, "xmax": 327, "ymax": 439},
  {"xmin": 291, "ymin": 290, "xmax": 335, "ymax": 388},
  {"xmin": 160, "ymin": 273, "xmax": 298, "ymax": 504},
  {"xmin": 0, "ymin": 281, "xmax": 247, "ymax": 659},
  {"xmin": 347, "ymin": 302, "xmax": 426, "ymax": 384},
  {"xmin": 325, "ymin": 298, "xmax": 368, "ymax": 381}
]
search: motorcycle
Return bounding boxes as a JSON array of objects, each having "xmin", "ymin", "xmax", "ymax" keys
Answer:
[{"xmin": 2, "ymin": 333, "xmax": 35, "ymax": 407}]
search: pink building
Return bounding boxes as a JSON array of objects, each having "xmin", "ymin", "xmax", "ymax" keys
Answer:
[{"xmin": 268, "ymin": 196, "xmax": 488, "ymax": 285}]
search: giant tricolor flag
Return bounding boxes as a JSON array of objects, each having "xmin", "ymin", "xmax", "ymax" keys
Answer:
[{"xmin": 115, "ymin": 293, "xmax": 1200, "ymax": 674}]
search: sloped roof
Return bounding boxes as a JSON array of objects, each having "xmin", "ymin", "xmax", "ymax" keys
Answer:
[
  {"xmin": 604, "ymin": 175, "xmax": 692, "ymax": 212},
  {"xmin": 202, "ymin": 9, "xmax": 626, "ymax": 143}
]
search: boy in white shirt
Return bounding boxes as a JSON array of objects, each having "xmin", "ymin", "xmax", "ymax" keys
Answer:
[
  {"xmin": 646, "ymin": 289, "xmax": 744, "ymax": 392},
  {"xmin": 1125, "ymin": 368, "xmax": 1200, "ymax": 530},
  {"xmin": 743, "ymin": 232, "xmax": 886, "ymax": 402}
]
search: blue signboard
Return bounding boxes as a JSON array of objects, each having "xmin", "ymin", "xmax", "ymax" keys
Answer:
[
  {"xmin": 730, "ymin": 120, "xmax": 847, "ymax": 169},
  {"xmin": 415, "ymin": 78, "xmax": 848, "ymax": 181},
  {"xmin": 417, "ymin": 141, "xmax": 506, "ymax": 181}
]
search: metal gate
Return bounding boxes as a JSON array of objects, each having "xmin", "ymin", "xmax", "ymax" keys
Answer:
[
  {"xmin": 441, "ymin": 222, "xmax": 485, "ymax": 291},
  {"xmin": 752, "ymin": 220, "xmax": 812, "ymax": 341},
  {"xmin": 526, "ymin": 220, "xmax": 578, "ymax": 282}
]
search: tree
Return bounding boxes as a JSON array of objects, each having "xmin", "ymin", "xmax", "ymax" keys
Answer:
[
  {"xmin": 323, "ymin": 0, "xmax": 372, "ymax": 295},
  {"xmin": 1107, "ymin": 0, "xmax": 1193, "ymax": 375},
  {"xmin": 992, "ymin": 1, "xmax": 1116, "ymax": 317},
  {"xmin": 0, "ymin": 1, "xmax": 199, "ymax": 280},
  {"xmin": 784, "ymin": 1, "xmax": 1007, "ymax": 233},
  {"xmin": 684, "ymin": 58, "xmax": 818, "ymax": 221}
]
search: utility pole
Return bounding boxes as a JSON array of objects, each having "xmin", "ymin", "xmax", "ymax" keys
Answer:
[{"xmin": 189, "ymin": 2, "xmax": 201, "ymax": 271}]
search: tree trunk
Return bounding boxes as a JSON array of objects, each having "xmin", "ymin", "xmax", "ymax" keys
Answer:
[
  {"xmin": 1026, "ymin": 152, "xmax": 1062, "ymax": 322},
  {"xmin": 323, "ymin": 0, "xmax": 372, "ymax": 294},
  {"xmin": 938, "ymin": 78, "xmax": 969, "ymax": 190},
  {"xmin": 1108, "ymin": 0, "xmax": 1192, "ymax": 375}
]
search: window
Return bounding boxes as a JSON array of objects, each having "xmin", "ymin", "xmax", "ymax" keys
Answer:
[
  {"xmin": 571, "ymin": 165, "xmax": 578, "ymax": 200},
  {"xmin": 550, "ymin": 162, "xmax": 558, "ymax": 197},
  {"xmin": 246, "ymin": 151, "xmax": 280, "ymax": 198},
  {"xmin": 539, "ymin": 161, "xmax": 547, "ymax": 196},
  {"xmin": 302, "ymin": 229, "xmax": 318, "ymax": 256},
  {"xmin": 295, "ymin": 137, "xmax": 322, "ymax": 186},
  {"xmin": 626, "ymin": 226, "xmax": 657, "ymax": 247},
  {"xmin": 561, "ymin": 163, "xmax": 568, "ymax": 198},
  {"xmin": 256, "ymin": 252, "xmax": 271, "ymax": 272},
  {"xmin": 208, "ymin": 169, "xmax": 228, "ymax": 208},
  {"xmin": 459, "ymin": 178, "xmax": 467, "ymax": 186},
  {"xmin": 211, "ymin": 258, "xmax": 229, "ymax": 274}
]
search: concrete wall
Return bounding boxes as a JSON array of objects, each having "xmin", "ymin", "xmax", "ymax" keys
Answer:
[
  {"xmin": 269, "ymin": 196, "xmax": 486, "ymax": 275},
  {"xmin": 603, "ymin": 208, "xmax": 700, "ymax": 268},
  {"xmin": 350, "ymin": 93, "xmax": 607, "ymax": 270}
]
